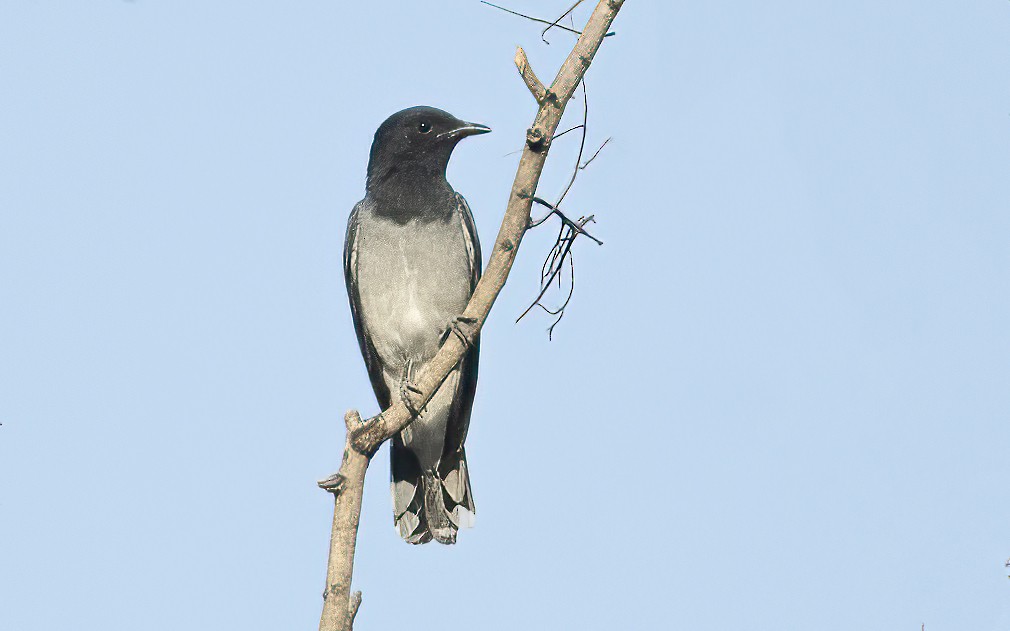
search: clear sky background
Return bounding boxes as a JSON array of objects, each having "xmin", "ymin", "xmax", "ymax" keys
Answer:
[{"xmin": 1, "ymin": 2, "xmax": 1008, "ymax": 630}]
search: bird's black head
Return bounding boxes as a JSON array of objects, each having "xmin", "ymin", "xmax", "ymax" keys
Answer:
[{"xmin": 365, "ymin": 106, "xmax": 490, "ymax": 193}]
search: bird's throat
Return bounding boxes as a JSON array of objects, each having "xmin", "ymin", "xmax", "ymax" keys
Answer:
[{"xmin": 367, "ymin": 167, "xmax": 455, "ymax": 224}]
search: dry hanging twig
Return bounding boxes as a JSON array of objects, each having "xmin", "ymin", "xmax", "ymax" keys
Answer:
[{"xmin": 518, "ymin": 72, "xmax": 610, "ymax": 337}]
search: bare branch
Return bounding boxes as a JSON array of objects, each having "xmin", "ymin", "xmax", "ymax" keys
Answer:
[
  {"xmin": 317, "ymin": 2, "xmax": 625, "ymax": 628},
  {"xmin": 347, "ymin": 0, "xmax": 622, "ymax": 454},
  {"xmin": 317, "ymin": 411, "xmax": 368, "ymax": 631},
  {"xmin": 481, "ymin": 1, "xmax": 616, "ymax": 39}
]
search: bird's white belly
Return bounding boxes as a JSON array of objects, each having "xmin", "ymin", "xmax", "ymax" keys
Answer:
[
  {"xmin": 355, "ymin": 215, "xmax": 472, "ymax": 467},
  {"xmin": 356, "ymin": 216, "xmax": 471, "ymax": 371}
]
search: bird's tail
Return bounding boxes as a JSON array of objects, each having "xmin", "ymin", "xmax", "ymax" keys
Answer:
[{"xmin": 391, "ymin": 442, "xmax": 475, "ymax": 545}]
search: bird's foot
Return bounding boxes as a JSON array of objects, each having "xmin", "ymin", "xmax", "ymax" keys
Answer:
[
  {"xmin": 399, "ymin": 360, "xmax": 424, "ymax": 417},
  {"xmin": 442, "ymin": 315, "xmax": 480, "ymax": 348}
]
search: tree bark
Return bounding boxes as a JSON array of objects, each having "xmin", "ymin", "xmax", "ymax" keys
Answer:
[{"xmin": 317, "ymin": 2, "xmax": 625, "ymax": 629}]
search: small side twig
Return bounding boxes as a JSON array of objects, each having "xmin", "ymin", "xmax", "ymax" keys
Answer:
[
  {"xmin": 541, "ymin": 0, "xmax": 585, "ymax": 43},
  {"xmin": 348, "ymin": 592, "xmax": 362, "ymax": 626},
  {"xmin": 553, "ymin": 80, "xmax": 591, "ymax": 209},
  {"xmin": 580, "ymin": 136, "xmax": 611, "ymax": 169},
  {"xmin": 528, "ymin": 197, "xmax": 602, "ymax": 245},
  {"xmin": 514, "ymin": 47, "xmax": 547, "ymax": 103},
  {"xmin": 501, "ymin": 125, "xmax": 585, "ymax": 159}
]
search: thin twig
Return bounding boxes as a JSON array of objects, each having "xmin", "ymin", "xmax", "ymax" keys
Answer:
[
  {"xmin": 547, "ymin": 256, "xmax": 576, "ymax": 339},
  {"xmin": 502, "ymin": 124, "xmax": 585, "ymax": 158},
  {"xmin": 554, "ymin": 124, "xmax": 585, "ymax": 141},
  {"xmin": 516, "ymin": 207, "xmax": 598, "ymax": 327},
  {"xmin": 481, "ymin": 1, "xmax": 616, "ymax": 38},
  {"xmin": 580, "ymin": 137, "xmax": 611, "ymax": 169},
  {"xmin": 529, "ymin": 197, "xmax": 602, "ymax": 244},
  {"xmin": 541, "ymin": 0, "xmax": 585, "ymax": 43},
  {"xmin": 554, "ymin": 80, "xmax": 589, "ymax": 209}
]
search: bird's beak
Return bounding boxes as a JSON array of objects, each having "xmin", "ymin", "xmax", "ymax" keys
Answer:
[{"xmin": 439, "ymin": 122, "xmax": 492, "ymax": 141}]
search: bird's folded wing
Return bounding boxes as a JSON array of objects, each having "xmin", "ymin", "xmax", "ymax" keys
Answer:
[
  {"xmin": 441, "ymin": 193, "xmax": 482, "ymax": 454},
  {"xmin": 344, "ymin": 200, "xmax": 392, "ymax": 409},
  {"xmin": 455, "ymin": 192, "xmax": 482, "ymax": 290}
]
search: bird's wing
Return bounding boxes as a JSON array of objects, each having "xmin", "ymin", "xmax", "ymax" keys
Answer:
[
  {"xmin": 344, "ymin": 200, "xmax": 392, "ymax": 409},
  {"xmin": 435, "ymin": 193, "xmax": 482, "ymax": 521},
  {"xmin": 456, "ymin": 192, "xmax": 482, "ymax": 292},
  {"xmin": 441, "ymin": 192, "xmax": 481, "ymax": 457}
]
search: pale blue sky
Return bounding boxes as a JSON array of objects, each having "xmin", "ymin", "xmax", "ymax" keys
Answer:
[{"xmin": 2, "ymin": 2, "xmax": 1008, "ymax": 630}]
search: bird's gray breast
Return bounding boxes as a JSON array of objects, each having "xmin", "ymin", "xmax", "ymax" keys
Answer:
[{"xmin": 354, "ymin": 205, "xmax": 472, "ymax": 373}]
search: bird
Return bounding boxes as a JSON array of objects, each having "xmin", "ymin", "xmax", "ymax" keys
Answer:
[{"xmin": 343, "ymin": 106, "xmax": 490, "ymax": 544}]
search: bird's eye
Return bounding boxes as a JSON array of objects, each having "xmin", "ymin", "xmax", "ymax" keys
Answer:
[{"xmin": 417, "ymin": 121, "xmax": 432, "ymax": 134}]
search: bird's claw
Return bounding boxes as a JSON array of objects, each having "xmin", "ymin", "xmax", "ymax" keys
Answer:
[
  {"xmin": 444, "ymin": 315, "xmax": 479, "ymax": 348},
  {"xmin": 399, "ymin": 360, "xmax": 424, "ymax": 417}
]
